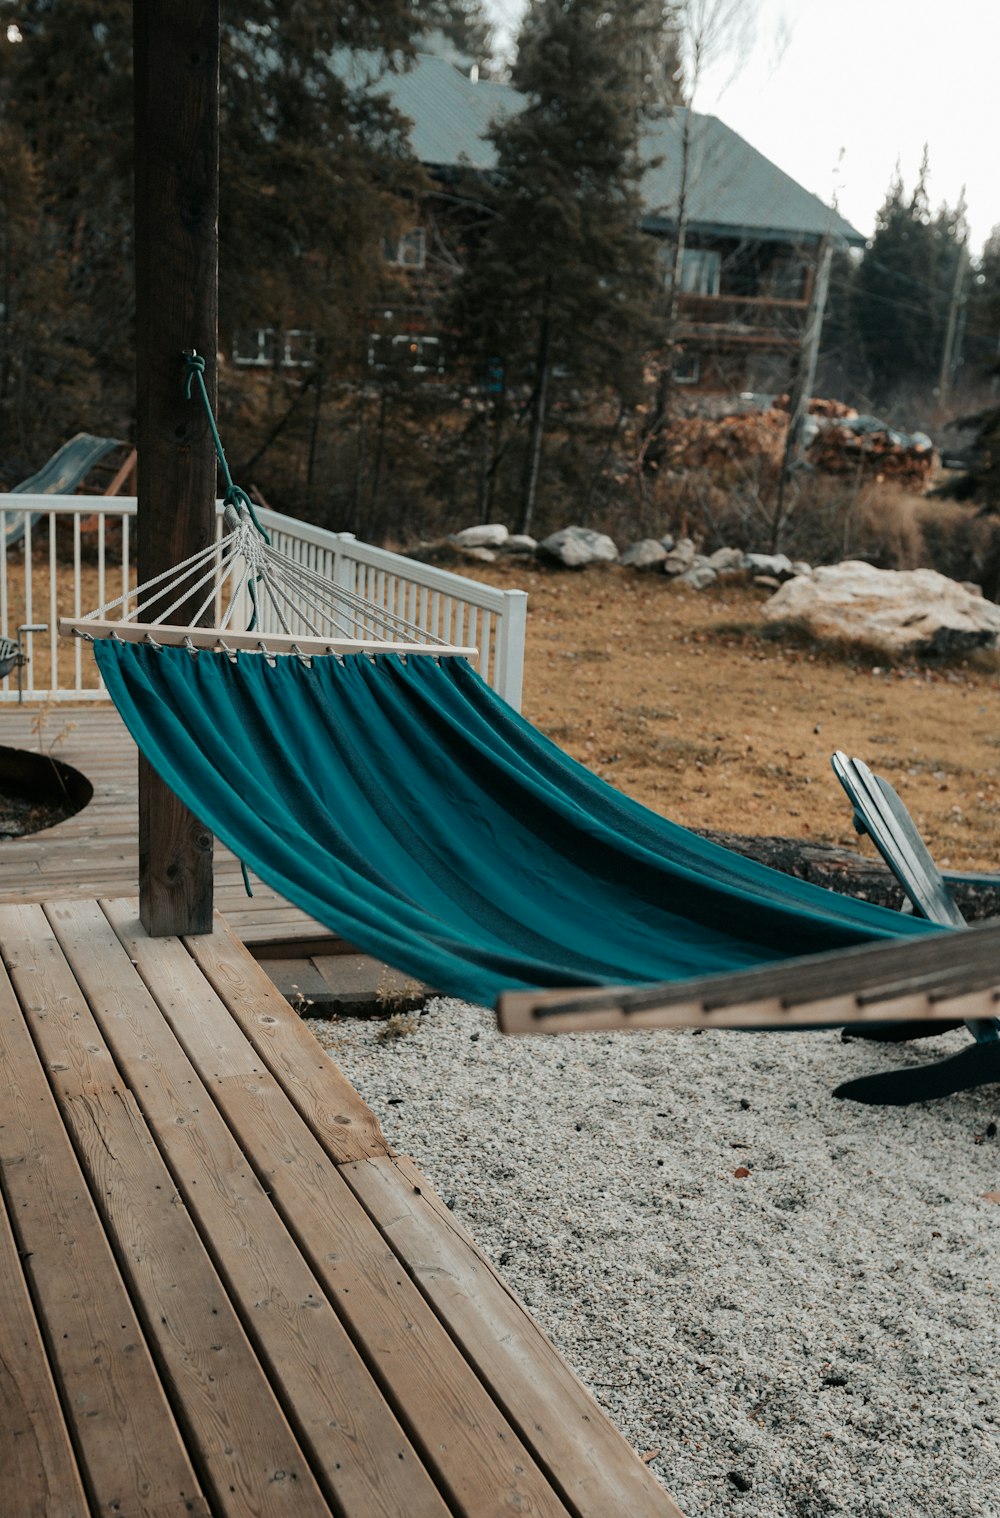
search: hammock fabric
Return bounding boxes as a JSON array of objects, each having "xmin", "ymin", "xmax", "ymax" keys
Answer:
[{"xmin": 95, "ymin": 642, "xmax": 940, "ymax": 1008}]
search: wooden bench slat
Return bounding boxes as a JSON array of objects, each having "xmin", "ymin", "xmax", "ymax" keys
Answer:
[
  {"xmin": 0, "ymin": 947, "xmax": 209, "ymax": 1517},
  {"xmin": 346, "ymin": 1154, "xmax": 683, "ymax": 1518},
  {"xmin": 45, "ymin": 899, "xmax": 449, "ymax": 1518},
  {"xmin": 0, "ymin": 903, "xmax": 331, "ymax": 1518},
  {"xmin": 107, "ymin": 908, "xmax": 574, "ymax": 1518}
]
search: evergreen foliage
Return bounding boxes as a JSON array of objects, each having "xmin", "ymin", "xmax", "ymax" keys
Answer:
[
  {"xmin": 966, "ymin": 227, "xmax": 1000, "ymax": 382},
  {"xmin": 452, "ymin": 0, "xmax": 670, "ymax": 531},
  {"xmin": 854, "ymin": 161, "xmax": 966, "ymax": 405},
  {"xmin": 2, "ymin": 1, "xmax": 425, "ymax": 470},
  {"xmin": 0, "ymin": 122, "xmax": 100, "ymax": 472},
  {"xmin": 423, "ymin": 1, "xmax": 495, "ymax": 66}
]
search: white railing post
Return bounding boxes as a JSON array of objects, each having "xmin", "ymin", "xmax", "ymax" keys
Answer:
[{"xmin": 492, "ymin": 589, "xmax": 528, "ymax": 710}]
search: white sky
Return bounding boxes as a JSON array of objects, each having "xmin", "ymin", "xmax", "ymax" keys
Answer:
[{"xmin": 484, "ymin": 0, "xmax": 1000, "ymax": 258}]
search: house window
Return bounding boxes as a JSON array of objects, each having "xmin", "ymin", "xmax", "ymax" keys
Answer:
[
  {"xmin": 384, "ymin": 228, "xmax": 427, "ymax": 270},
  {"xmin": 232, "ymin": 327, "xmax": 315, "ymax": 368},
  {"xmin": 368, "ymin": 333, "xmax": 444, "ymax": 375},
  {"xmin": 679, "ymin": 248, "xmax": 721, "ymax": 296},
  {"xmin": 281, "ymin": 329, "xmax": 316, "ymax": 367},
  {"xmin": 232, "ymin": 327, "xmax": 274, "ymax": 367},
  {"xmin": 672, "ymin": 352, "xmax": 700, "ymax": 385}
]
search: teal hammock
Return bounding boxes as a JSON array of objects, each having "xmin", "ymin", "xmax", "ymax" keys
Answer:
[{"xmin": 95, "ymin": 641, "xmax": 940, "ymax": 1008}]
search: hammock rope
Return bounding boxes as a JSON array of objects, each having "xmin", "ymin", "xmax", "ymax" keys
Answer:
[
  {"xmin": 63, "ymin": 351, "xmax": 476, "ymax": 659},
  {"xmin": 184, "ymin": 349, "xmax": 271, "ymax": 545}
]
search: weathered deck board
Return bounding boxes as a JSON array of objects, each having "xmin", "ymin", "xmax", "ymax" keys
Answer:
[
  {"xmin": 0, "ymin": 900, "xmax": 680, "ymax": 1518},
  {"xmin": 0, "ymin": 932, "xmax": 210, "ymax": 1518},
  {"xmin": 45, "ymin": 900, "xmax": 447, "ymax": 1518},
  {"xmin": 0, "ymin": 707, "xmax": 334, "ymax": 947},
  {"xmin": 0, "ymin": 1183, "xmax": 89, "ymax": 1518}
]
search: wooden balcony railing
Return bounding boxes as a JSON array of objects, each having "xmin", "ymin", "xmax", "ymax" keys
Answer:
[{"xmin": 676, "ymin": 292, "xmax": 809, "ymax": 350}]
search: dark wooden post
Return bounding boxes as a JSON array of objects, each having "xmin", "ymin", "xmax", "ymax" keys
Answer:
[{"xmin": 133, "ymin": 0, "xmax": 220, "ymax": 935}]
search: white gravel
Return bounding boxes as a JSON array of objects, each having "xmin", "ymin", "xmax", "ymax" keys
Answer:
[{"xmin": 307, "ymin": 1001, "xmax": 1000, "ymax": 1518}]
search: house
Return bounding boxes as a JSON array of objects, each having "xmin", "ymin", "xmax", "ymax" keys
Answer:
[
  {"xmin": 366, "ymin": 42, "xmax": 864, "ymax": 393},
  {"xmin": 235, "ymin": 41, "xmax": 863, "ymax": 394}
]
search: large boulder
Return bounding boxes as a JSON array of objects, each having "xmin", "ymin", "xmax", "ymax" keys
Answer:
[
  {"xmin": 662, "ymin": 537, "xmax": 697, "ymax": 575},
  {"xmin": 620, "ymin": 537, "xmax": 668, "ymax": 569},
  {"xmin": 706, "ymin": 546, "xmax": 745, "ymax": 573},
  {"xmin": 538, "ymin": 526, "xmax": 619, "ymax": 568},
  {"xmin": 676, "ymin": 563, "xmax": 718, "ymax": 590},
  {"xmin": 744, "ymin": 551, "xmax": 797, "ymax": 580},
  {"xmin": 763, "ymin": 561, "xmax": 1000, "ymax": 656},
  {"xmin": 450, "ymin": 523, "xmax": 509, "ymax": 548}
]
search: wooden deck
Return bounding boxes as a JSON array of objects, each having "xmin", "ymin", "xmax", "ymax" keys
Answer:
[
  {"xmin": 0, "ymin": 707, "xmax": 332, "ymax": 949},
  {"xmin": 0, "ymin": 899, "xmax": 679, "ymax": 1518}
]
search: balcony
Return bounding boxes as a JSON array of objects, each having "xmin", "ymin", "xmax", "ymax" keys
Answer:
[{"xmin": 676, "ymin": 292, "xmax": 809, "ymax": 351}]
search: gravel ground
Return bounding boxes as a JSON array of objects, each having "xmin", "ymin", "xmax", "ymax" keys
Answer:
[{"xmin": 307, "ymin": 1000, "xmax": 1000, "ymax": 1518}]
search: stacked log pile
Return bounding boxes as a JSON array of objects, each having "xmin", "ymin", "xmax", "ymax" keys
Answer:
[
  {"xmin": 808, "ymin": 420, "xmax": 937, "ymax": 491},
  {"xmin": 661, "ymin": 409, "xmax": 788, "ymax": 472},
  {"xmin": 661, "ymin": 398, "xmax": 937, "ymax": 492}
]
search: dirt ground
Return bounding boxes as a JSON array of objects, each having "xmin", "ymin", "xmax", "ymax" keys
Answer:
[{"xmin": 469, "ymin": 558, "xmax": 1000, "ymax": 874}]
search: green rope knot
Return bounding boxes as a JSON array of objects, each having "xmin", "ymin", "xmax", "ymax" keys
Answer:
[
  {"xmin": 183, "ymin": 351, "xmax": 207, "ymax": 392},
  {"xmin": 182, "ymin": 349, "xmax": 271, "ymax": 545}
]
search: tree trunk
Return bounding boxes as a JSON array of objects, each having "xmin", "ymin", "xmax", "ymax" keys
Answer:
[
  {"xmin": 521, "ymin": 286, "xmax": 553, "ymax": 536},
  {"xmin": 645, "ymin": 109, "xmax": 691, "ymax": 450},
  {"xmin": 774, "ymin": 234, "xmax": 833, "ymax": 549}
]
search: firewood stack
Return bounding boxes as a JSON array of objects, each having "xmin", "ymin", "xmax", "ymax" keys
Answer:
[
  {"xmin": 807, "ymin": 420, "xmax": 937, "ymax": 491},
  {"xmin": 661, "ymin": 398, "xmax": 937, "ymax": 492},
  {"xmin": 661, "ymin": 409, "xmax": 788, "ymax": 472}
]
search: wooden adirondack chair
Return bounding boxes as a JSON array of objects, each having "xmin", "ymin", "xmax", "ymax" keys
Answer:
[{"xmin": 830, "ymin": 752, "xmax": 1000, "ymax": 1104}]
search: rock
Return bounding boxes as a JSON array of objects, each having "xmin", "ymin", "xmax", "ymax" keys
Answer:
[
  {"xmin": 791, "ymin": 560, "xmax": 813, "ymax": 578},
  {"xmin": 450, "ymin": 523, "xmax": 509, "ymax": 548},
  {"xmin": 538, "ymin": 526, "xmax": 619, "ymax": 568},
  {"xmin": 659, "ymin": 533, "xmax": 675, "ymax": 552},
  {"xmin": 676, "ymin": 564, "xmax": 718, "ymax": 590},
  {"xmin": 502, "ymin": 534, "xmax": 538, "ymax": 555},
  {"xmin": 460, "ymin": 546, "xmax": 497, "ymax": 563},
  {"xmin": 763, "ymin": 561, "xmax": 1000, "ymax": 656},
  {"xmin": 743, "ymin": 551, "xmax": 796, "ymax": 580},
  {"xmin": 620, "ymin": 538, "xmax": 668, "ymax": 569},
  {"xmin": 707, "ymin": 546, "xmax": 745, "ymax": 572},
  {"xmin": 662, "ymin": 537, "xmax": 697, "ymax": 575},
  {"xmin": 753, "ymin": 574, "xmax": 782, "ymax": 590}
]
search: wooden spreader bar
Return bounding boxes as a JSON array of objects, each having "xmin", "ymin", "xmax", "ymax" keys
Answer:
[
  {"xmin": 60, "ymin": 616, "xmax": 478, "ymax": 661},
  {"xmin": 497, "ymin": 918, "xmax": 1000, "ymax": 1034}
]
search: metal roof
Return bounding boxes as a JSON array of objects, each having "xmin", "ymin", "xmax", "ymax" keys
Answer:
[{"xmin": 369, "ymin": 48, "xmax": 864, "ymax": 247}]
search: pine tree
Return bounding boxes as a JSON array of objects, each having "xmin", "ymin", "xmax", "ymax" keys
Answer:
[
  {"xmin": 814, "ymin": 244, "xmax": 867, "ymax": 402},
  {"xmin": 965, "ymin": 227, "xmax": 1000, "ymax": 383},
  {"xmin": 854, "ymin": 159, "xmax": 966, "ymax": 406},
  {"xmin": 0, "ymin": 123, "xmax": 99, "ymax": 471},
  {"xmin": 423, "ymin": 1, "xmax": 495, "ymax": 66},
  {"xmin": 453, "ymin": 0, "xmax": 667, "ymax": 532},
  {"xmin": 2, "ymin": 2, "xmax": 426, "ymax": 469},
  {"xmin": 1, "ymin": 3, "xmax": 136, "ymax": 431}
]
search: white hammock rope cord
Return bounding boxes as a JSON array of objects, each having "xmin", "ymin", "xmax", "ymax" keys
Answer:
[{"xmin": 65, "ymin": 507, "xmax": 470, "ymax": 657}]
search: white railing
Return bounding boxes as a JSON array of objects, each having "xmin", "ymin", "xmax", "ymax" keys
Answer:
[{"xmin": 0, "ymin": 495, "xmax": 528, "ymax": 709}]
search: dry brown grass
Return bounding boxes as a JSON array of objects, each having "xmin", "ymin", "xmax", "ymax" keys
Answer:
[{"xmin": 469, "ymin": 558, "xmax": 1000, "ymax": 873}]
